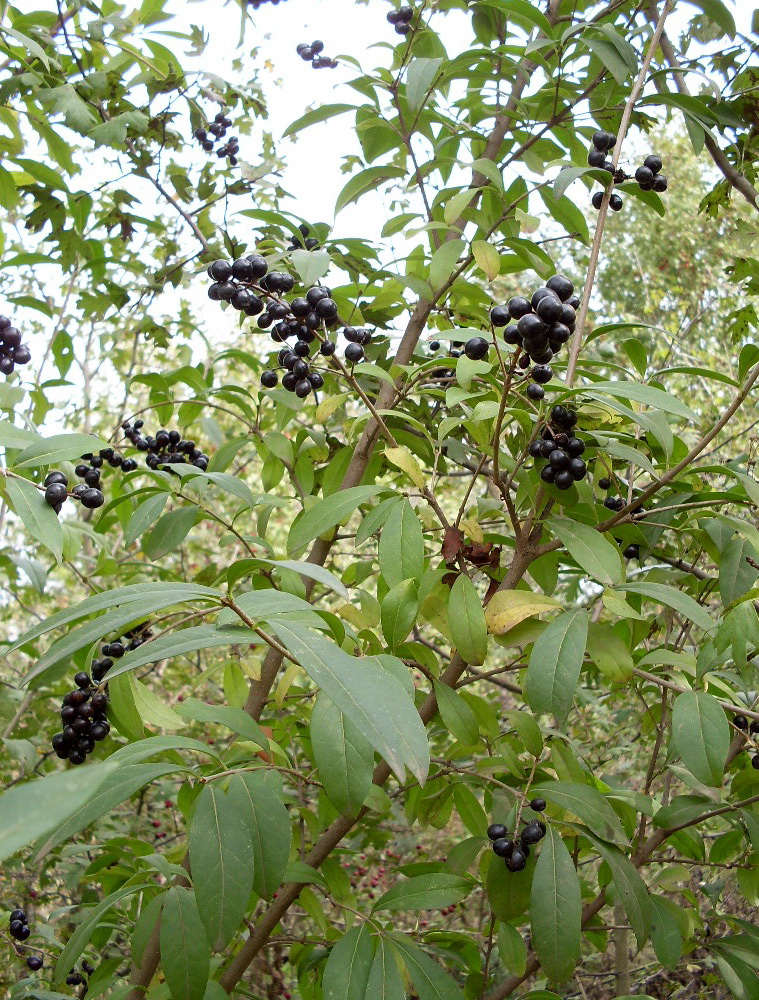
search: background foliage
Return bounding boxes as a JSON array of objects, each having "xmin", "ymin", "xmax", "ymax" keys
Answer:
[{"xmin": 2, "ymin": 1, "xmax": 759, "ymax": 999}]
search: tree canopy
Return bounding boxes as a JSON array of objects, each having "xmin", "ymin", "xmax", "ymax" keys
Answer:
[{"xmin": 1, "ymin": 1, "xmax": 759, "ymax": 999}]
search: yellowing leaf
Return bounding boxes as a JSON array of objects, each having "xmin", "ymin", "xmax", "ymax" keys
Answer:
[
  {"xmin": 472, "ymin": 239, "xmax": 500, "ymax": 280},
  {"xmin": 485, "ymin": 590, "xmax": 561, "ymax": 635},
  {"xmin": 460, "ymin": 514, "xmax": 484, "ymax": 544},
  {"xmin": 129, "ymin": 675, "xmax": 184, "ymax": 730},
  {"xmin": 316, "ymin": 392, "xmax": 349, "ymax": 422},
  {"xmin": 385, "ymin": 445, "xmax": 426, "ymax": 489}
]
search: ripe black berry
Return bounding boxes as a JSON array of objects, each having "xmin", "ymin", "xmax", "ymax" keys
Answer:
[
  {"xmin": 554, "ymin": 470, "xmax": 573, "ymax": 490},
  {"xmin": 208, "ymin": 260, "xmax": 233, "ymax": 282},
  {"xmin": 79, "ymin": 488, "xmax": 105, "ymax": 509},
  {"xmin": 44, "ymin": 470, "xmax": 68, "ymax": 487},
  {"xmin": 487, "ymin": 823, "xmax": 507, "ymax": 841},
  {"xmin": 653, "ymin": 174, "xmax": 668, "ymax": 193},
  {"xmin": 531, "ymin": 365, "xmax": 552, "ymax": 385},
  {"xmin": 598, "ymin": 477, "xmax": 611, "ymax": 489},
  {"xmin": 490, "ymin": 305, "xmax": 511, "ymax": 327},
  {"xmin": 492, "ymin": 837, "xmax": 514, "ymax": 858},
  {"xmin": 545, "ymin": 274, "xmax": 574, "ymax": 301},
  {"xmin": 536, "ymin": 296, "xmax": 563, "ymax": 324},
  {"xmin": 295, "ymin": 379, "xmax": 312, "ymax": 398},
  {"xmin": 521, "ymin": 821, "xmax": 545, "ymax": 845},
  {"xmin": 592, "ymin": 130, "xmax": 615, "ymax": 151},
  {"xmin": 10, "ymin": 909, "xmax": 26, "ymax": 922},
  {"xmin": 529, "ymin": 797, "xmax": 546, "ymax": 812},
  {"xmin": 261, "ymin": 370, "xmax": 278, "ymax": 388},
  {"xmin": 751, "ymin": 721, "xmax": 759, "ymax": 734},
  {"xmin": 345, "ymin": 343, "xmax": 364, "ymax": 364},
  {"xmin": 26, "ymin": 955, "xmax": 43, "ymax": 971},
  {"xmin": 733, "ymin": 715, "xmax": 748, "ymax": 729},
  {"xmin": 591, "ymin": 191, "xmax": 604, "ymax": 209},
  {"xmin": 609, "ymin": 192, "xmax": 623, "ymax": 212},
  {"xmin": 464, "ymin": 336, "xmax": 489, "ymax": 360},
  {"xmin": 506, "ymin": 848, "xmax": 527, "ymax": 872},
  {"xmin": 527, "ymin": 384, "xmax": 545, "ymax": 401},
  {"xmin": 752, "ymin": 755, "xmax": 759, "ymax": 770},
  {"xmin": 623, "ymin": 544, "xmax": 639, "ymax": 559},
  {"xmin": 643, "ymin": 154, "xmax": 662, "ymax": 174},
  {"xmin": 44, "ymin": 482, "xmax": 67, "ymax": 506},
  {"xmin": 588, "ymin": 149, "xmax": 607, "ymax": 168},
  {"xmin": 74, "ymin": 671, "xmax": 91, "ymax": 689},
  {"xmin": 507, "ymin": 296, "xmax": 532, "ymax": 319},
  {"xmin": 540, "ymin": 465, "xmax": 555, "ymax": 484},
  {"xmin": 635, "ymin": 165, "xmax": 654, "ymax": 187},
  {"xmin": 569, "ymin": 457, "xmax": 587, "ymax": 480}
]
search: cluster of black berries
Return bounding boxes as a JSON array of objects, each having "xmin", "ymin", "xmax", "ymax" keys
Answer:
[
  {"xmin": 66, "ymin": 959, "xmax": 95, "ymax": 988},
  {"xmin": 732, "ymin": 715, "xmax": 759, "ymax": 768},
  {"xmin": 193, "ymin": 112, "xmax": 239, "ymax": 166},
  {"xmin": 588, "ymin": 131, "xmax": 624, "ymax": 213},
  {"xmin": 207, "ymin": 257, "xmax": 371, "ymax": 396},
  {"xmin": 491, "ymin": 274, "xmax": 579, "ymax": 399},
  {"xmin": 0, "ymin": 315, "xmax": 31, "ymax": 376},
  {"xmin": 486, "ymin": 798, "xmax": 547, "ymax": 873},
  {"xmin": 51, "ymin": 669, "xmax": 110, "ymax": 765},
  {"xmin": 92, "ymin": 626, "xmax": 152, "ymax": 683},
  {"xmin": 43, "ymin": 469, "xmax": 104, "ymax": 515},
  {"xmin": 529, "ymin": 405, "xmax": 587, "ymax": 490},
  {"xmin": 287, "ymin": 223, "xmax": 320, "ymax": 251},
  {"xmin": 296, "ymin": 40, "xmax": 337, "ymax": 69},
  {"xmin": 387, "ymin": 5, "xmax": 414, "ymax": 34},
  {"xmin": 634, "ymin": 154, "xmax": 667, "ymax": 193},
  {"xmin": 120, "ymin": 421, "xmax": 209, "ymax": 473},
  {"xmin": 9, "ymin": 907, "xmax": 30, "ymax": 942}
]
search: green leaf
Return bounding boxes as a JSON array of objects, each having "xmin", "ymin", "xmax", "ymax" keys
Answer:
[
  {"xmin": 104, "ymin": 626, "xmax": 262, "ymax": 681},
  {"xmin": 0, "ymin": 761, "xmax": 116, "ymax": 862},
  {"xmin": 290, "ymin": 248, "xmax": 331, "ymax": 287},
  {"xmin": 486, "ymin": 851, "xmax": 534, "ymax": 921},
  {"xmin": 128, "ymin": 674, "xmax": 184, "ymax": 729},
  {"xmin": 160, "ymin": 887, "xmax": 210, "ymax": 1000},
  {"xmin": 617, "ymin": 582, "xmax": 714, "ymax": 633},
  {"xmin": 282, "ymin": 103, "xmax": 356, "ymax": 138},
  {"xmin": 366, "ymin": 937, "xmax": 405, "ymax": 1000},
  {"xmin": 55, "ymin": 883, "xmax": 151, "ymax": 987},
  {"xmin": 452, "ymin": 783, "xmax": 488, "ymax": 837},
  {"xmin": 582, "ymin": 35, "xmax": 633, "ymax": 83},
  {"xmin": 525, "ymin": 610, "xmax": 589, "ymax": 726},
  {"xmin": 434, "ymin": 680, "xmax": 480, "ymax": 746},
  {"xmin": 497, "ymin": 922, "xmax": 527, "ymax": 976},
  {"xmin": 255, "ymin": 558, "xmax": 349, "ymax": 598},
  {"xmin": 472, "ymin": 239, "xmax": 500, "ymax": 280},
  {"xmin": 530, "ymin": 827, "xmax": 581, "ymax": 983},
  {"xmin": 0, "ymin": 418, "xmax": 38, "ymax": 449},
  {"xmin": 586, "ymin": 832, "xmax": 651, "ymax": 947},
  {"xmin": 142, "ymin": 506, "xmax": 198, "ymax": 559},
  {"xmin": 379, "ymin": 499, "xmax": 425, "ymax": 588},
  {"xmin": 547, "ymin": 518, "xmax": 623, "ymax": 586},
  {"xmin": 311, "ymin": 693, "xmax": 374, "ymax": 817},
  {"xmin": 36, "ymin": 763, "xmax": 183, "ymax": 857},
  {"xmin": 288, "ymin": 486, "xmax": 385, "ymax": 554},
  {"xmin": 671, "ymin": 690, "xmax": 729, "ymax": 787},
  {"xmin": 190, "ymin": 784, "xmax": 255, "ymax": 950},
  {"xmin": 5, "ymin": 476, "xmax": 64, "ymax": 562},
  {"xmin": 430, "ymin": 239, "xmax": 466, "ymax": 289},
  {"xmin": 124, "ymin": 492, "xmax": 168, "ymax": 546},
  {"xmin": 175, "ymin": 697, "xmax": 269, "ymax": 750},
  {"xmin": 375, "ymin": 874, "xmax": 472, "ymax": 912},
  {"xmin": 503, "ymin": 709, "xmax": 543, "ymax": 758},
  {"xmin": 650, "ymin": 895, "xmax": 684, "ymax": 969},
  {"xmin": 448, "ymin": 575, "xmax": 488, "ymax": 665},
  {"xmin": 586, "ymin": 623, "xmax": 634, "ymax": 682},
  {"xmin": 530, "ymin": 781, "xmax": 628, "ymax": 847},
  {"xmin": 381, "ymin": 579, "xmax": 419, "ymax": 650},
  {"xmin": 581, "ymin": 380, "xmax": 697, "ymax": 421},
  {"xmin": 272, "ymin": 621, "xmax": 429, "ymax": 784},
  {"xmin": 12, "ymin": 432, "xmax": 107, "ymax": 468},
  {"xmin": 336, "ymin": 166, "xmax": 407, "ymax": 215},
  {"xmin": 8, "ymin": 583, "xmax": 222, "ymax": 652},
  {"xmin": 406, "ymin": 57, "xmax": 443, "ymax": 112},
  {"xmin": 389, "ymin": 933, "xmax": 465, "ymax": 1000},
  {"xmin": 322, "ymin": 925, "xmax": 374, "ymax": 1000},
  {"xmin": 228, "ymin": 772, "xmax": 291, "ymax": 900}
]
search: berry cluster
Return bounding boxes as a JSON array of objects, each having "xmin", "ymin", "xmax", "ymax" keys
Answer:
[
  {"xmin": 0, "ymin": 315, "xmax": 31, "ymax": 376},
  {"xmin": 121, "ymin": 421, "xmax": 209, "ymax": 473},
  {"xmin": 51, "ymin": 669, "xmax": 111, "ymax": 765},
  {"xmin": 296, "ymin": 40, "xmax": 338, "ymax": 69},
  {"xmin": 491, "ymin": 274, "xmax": 579, "ymax": 399},
  {"xmin": 588, "ymin": 131, "xmax": 624, "ymax": 213},
  {"xmin": 387, "ymin": 5, "xmax": 414, "ymax": 34},
  {"xmin": 9, "ymin": 907, "xmax": 30, "ymax": 942},
  {"xmin": 634, "ymin": 154, "xmax": 668, "ymax": 193},
  {"xmin": 732, "ymin": 715, "xmax": 759, "ymax": 768},
  {"xmin": 486, "ymin": 797, "xmax": 547, "ymax": 873},
  {"xmin": 193, "ymin": 112, "xmax": 239, "ymax": 166},
  {"xmin": 287, "ymin": 223, "xmax": 320, "ymax": 251},
  {"xmin": 43, "ymin": 470, "xmax": 104, "ymax": 516},
  {"xmin": 66, "ymin": 960, "xmax": 95, "ymax": 988},
  {"xmin": 206, "ymin": 256, "xmax": 371, "ymax": 397},
  {"xmin": 92, "ymin": 626, "xmax": 152, "ymax": 683},
  {"xmin": 529, "ymin": 405, "xmax": 587, "ymax": 490}
]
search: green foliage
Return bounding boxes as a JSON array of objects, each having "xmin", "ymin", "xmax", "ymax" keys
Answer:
[{"xmin": 1, "ymin": 0, "xmax": 758, "ymax": 999}]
